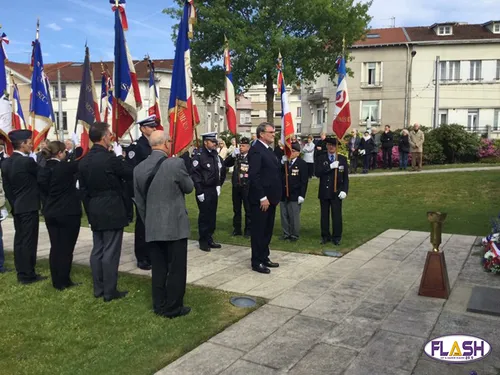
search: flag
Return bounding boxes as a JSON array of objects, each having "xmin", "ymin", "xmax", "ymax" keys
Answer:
[
  {"xmin": 332, "ymin": 57, "xmax": 351, "ymax": 139},
  {"xmin": 224, "ymin": 36, "xmax": 237, "ymax": 135},
  {"xmin": 168, "ymin": 0, "xmax": 200, "ymax": 156},
  {"xmin": 112, "ymin": 0, "xmax": 142, "ymax": 139},
  {"xmin": 12, "ymin": 82, "xmax": 26, "ymax": 130},
  {"xmin": 0, "ymin": 32, "xmax": 13, "ymax": 153},
  {"xmin": 147, "ymin": 59, "xmax": 163, "ymax": 130},
  {"xmin": 29, "ymin": 24, "xmax": 54, "ymax": 150},
  {"xmin": 277, "ymin": 53, "xmax": 294, "ymax": 159},
  {"xmin": 0, "ymin": 33, "xmax": 9, "ymax": 97},
  {"xmin": 75, "ymin": 45, "xmax": 101, "ymax": 156},
  {"xmin": 100, "ymin": 64, "xmax": 113, "ymax": 124}
]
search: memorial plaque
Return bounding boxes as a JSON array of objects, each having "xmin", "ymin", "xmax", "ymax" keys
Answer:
[{"xmin": 466, "ymin": 286, "xmax": 500, "ymax": 317}]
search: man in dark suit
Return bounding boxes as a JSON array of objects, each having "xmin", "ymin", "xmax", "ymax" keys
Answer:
[
  {"xmin": 79, "ymin": 122, "xmax": 133, "ymax": 302},
  {"xmin": 280, "ymin": 141, "xmax": 309, "ymax": 241},
  {"xmin": 315, "ymin": 137, "xmax": 349, "ymax": 246},
  {"xmin": 134, "ymin": 130, "xmax": 194, "ymax": 319},
  {"xmin": 1, "ymin": 129, "xmax": 45, "ymax": 284},
  {"xmin": 380, "ymin": 125, "xmax": 394, "ymax": 169},
  {"xmin": 248, "ymin": 122, "xmax": 282, "ymax": 274},
  {"xmin": 125, "ymin": 115, "xmax": 159, "ymax": 271}
]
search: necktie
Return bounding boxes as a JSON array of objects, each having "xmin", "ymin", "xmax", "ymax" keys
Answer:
[{"xmin": 330, "ymin": 154, "xmax": 334, "ymax": 163}]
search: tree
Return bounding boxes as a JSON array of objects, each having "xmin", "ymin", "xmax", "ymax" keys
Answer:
[{"xmin": 164, "ymin": 0, "xmax": 371, "ymax": 124}]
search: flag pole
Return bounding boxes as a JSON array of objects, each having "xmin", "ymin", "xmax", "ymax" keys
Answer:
[
  {"xmin": 334, "ymin": 36, "xmax": 346, "ymax": 193},
  {"xmin": 277, "ymin": 51, "xmax": 290, "ymax": 198},
  {"xmin": 114, "ymin": 0, "xmax": 119, "ymax": 142}
]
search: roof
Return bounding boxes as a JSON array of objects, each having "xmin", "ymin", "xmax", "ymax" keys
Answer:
[
  {"xmin": 6, "ymin": 59, "xmax": 174, "ymax": 82},
  {"xmin": 406, "ymin": 24, "xmax": 500, "ymax": 42},
  {"xmin": 353, "ymin": 28, "xmax": 409, "ymax": 47}
]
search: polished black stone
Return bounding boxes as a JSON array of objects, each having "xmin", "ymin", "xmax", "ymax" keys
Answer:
[{"xmin": 466, "ymin": 286, "xmax": 500, "ymax": 317}]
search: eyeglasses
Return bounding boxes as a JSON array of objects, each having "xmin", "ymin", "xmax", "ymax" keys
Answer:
[{"xmin": 264, "ymin": 131, "xmax": 276, "ymax": 134}]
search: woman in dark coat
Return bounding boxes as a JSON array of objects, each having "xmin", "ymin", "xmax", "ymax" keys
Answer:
[
  {"xmin": 358, "ymin": 131, "xmax": 375, "ymax": 174},
  {"xmin": 398, "ymin": 129, "xmax": 410, "ymax": 170},
  {"xmin": 38, "ymin": 141, "xmax": 82, "ymax": 290}
]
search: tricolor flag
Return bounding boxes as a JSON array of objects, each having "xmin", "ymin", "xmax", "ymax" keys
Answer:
[
  {"xmin": 332, "ymin": 57, "xmax": 351, "ymax": 139},
  {"xmin": 224, "ymin": 36, "xmax": 237, "ymax": 135},
  {"xmin": 100, "ymin": 64, "xmax": 113, "ymax": 124},
  {"xmin": 277, "ymin": 52, "xmax": 294, "ymax": 159},
  {"xmin": 12, "ymin": 82, "xmax": 26, "ymax": 130},
  {"xmin": 168, "ymin": 0, "xmax": 200, "ymax": 155},
  {"xmin": 0, "ymin": 32, "xmax": 9, "ymax": 97},
  {"xmin": 75, "ymin": 45, "xmax": 101, "ymax": 156},
  {"xmin": 112, "ymin": 0, "xmax": 142, "ymax": 139},
  {"xmin": 147, "ymin": 59, "xmax": 163, "ymax": 130},
  {"xmin": 0, "ymin": 32, "xmax": 14, "ymax": 153},
  {"xmin": 29, "ymin": 22, "xmax": 54, "ymax": 150}
]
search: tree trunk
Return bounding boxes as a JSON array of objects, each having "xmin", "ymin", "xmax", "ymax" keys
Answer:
[{"xmin": 266, "ymin": 71, "xmax": 275, "ymax": 124}]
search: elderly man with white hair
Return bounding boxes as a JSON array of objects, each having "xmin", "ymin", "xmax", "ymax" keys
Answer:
[{"xmin": 409, "ymin": 123, "xmax": 425, "ymax": 171}]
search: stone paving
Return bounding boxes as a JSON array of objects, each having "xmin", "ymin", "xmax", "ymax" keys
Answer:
[{"xmin": 3, "ymin": 219, "xmax": 500, "ymax": 375}]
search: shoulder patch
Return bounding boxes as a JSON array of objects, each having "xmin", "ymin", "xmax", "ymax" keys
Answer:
[
  {"xmin": 192, "ymin": 160, "xmax": 199, "ymax": 167},
  {"xmin": 128, "ymin": 151, "xmax": 135, "ymax": 159}
]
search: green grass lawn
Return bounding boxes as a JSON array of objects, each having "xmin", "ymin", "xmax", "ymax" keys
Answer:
[
  {"xmin": 362, "ymin": 162, "xmax": 500, "ymax": 174},
  {"xmin": 78, "ymin": 170, "xmax": 500, "ymax": 256},
  {"xmin": 0, "ymin": 255, "xmax": 262, "ymax": 375}
]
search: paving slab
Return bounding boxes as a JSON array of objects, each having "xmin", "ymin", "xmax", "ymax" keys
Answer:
[
  {"xmin": 321, "ymin": 316, "xmax": 382, "ymax": 350},
  {"xmin": 288, "ymin": 343, "xmax": 357, "ymax": 375},
  {"xmin": 219, "ymin": 360, "xmax": 281, "ymax": 375}
]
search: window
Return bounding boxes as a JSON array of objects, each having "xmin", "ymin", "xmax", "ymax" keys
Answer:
[
  {"xmin": 274, "ymin": 111, "xmax": 282, "ymax": 117},
  {"xmin": 366, "ymin": 33, "xmax": 380, "ymax": 39},
  {"xmin": 494, "ymin": 24, "xmax": 500, "ymax": 33},
  {"xmin": 467, "ymin": 110, "xmax": 479, "ymax": 131},
  {"xmin": 470, "ymin": 60, "xmax": 482, "ymax": 81},
  {"xmin": 496, "ymin": 60, "xmax": 500, "ymax": 80},
  {"xmin": 240, "ymin": 112, "xmax": 251, "ymax": 124},
  {"xmin": 54, "ymin": 84, "xmax": 67, "ymax": 99},
  {"xmin": 437, "ymin": 26, "xmax": 452, "ymax": 35},
  {"xmin": 362, "ymin": 62, "xmax": 382, "ymax": 86},
  {"xmin": 251, "ymin": 110, "xmax": 259, "ymax": 118},
  {"xmin": 55, "ymin": 111, "xmax": 68, "ymax": 131},
  {"xmin": 296, "ymin": 122, "xmax": 302, "ymax": 133},
  {"xmin": 315, "ymin": 104, "xmax": 326, "ymax": 126},
  {"xmin": 361, "ymin": 100, "xmax": 380, "ymax": 124},
  {"xmin": 296, "ymin": 107, "xmax": 302, "ymax": 118},
  {"xmin": 439, "ymin": 61, "xmax": 460, "ymax": 82},
  {"xmin": 494, "ymin": 109, "xmax": 500, "ymax": 131},
  {"xmin": 439, "ymin": 110, "xmax": 448, "ymax": 126}
]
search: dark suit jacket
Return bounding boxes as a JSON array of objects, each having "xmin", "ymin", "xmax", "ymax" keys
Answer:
[
  {"xmin": 248, "ymin": 140, "xmax": 282, "ymax": 205},
  {"xmin": 315, "ymin": 153, "xmax": 349, "ymax": 200},
  {"xmin": 281, "ymin": 157, "xmax": 308, "ymax": 202},
  {"xmin": 1, "ymin": 152, "xmax": 40, "ymax": 214},
  {"xmin": 38, "ymin": 159, "xmax": 82, "ymax": 218},
  {"xmin": 78, "ymin": 144, "xmax": 133, "ymax": 231}
]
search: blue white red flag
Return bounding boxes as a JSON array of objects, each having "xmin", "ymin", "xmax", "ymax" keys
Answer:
[
  {"xmin": 112, "ymin": 0, "xmax": 142, "ymax": 139},
  {"xmin": 29, "ymin": 25, "xmax": 54, "ymax": 150},
  {"xmin": 277, "ymin": 53, "xmax": 294, "ymax": 159},
  {"xmin": 0, "ymin": 32, "xmax": 14, "ymax": 153},
  {"xmin": 332, "ymin": 57, "xmax": 351, "ymax": 139},
  {"xmin": 100, "ymin": 64, "xmax": 113, "ymax": 124},
  {"xmin": 168, "ymin": 0, "xmax": 200, "ymax": 155},
  {"xmin": 224, "ymin": 36, "xmax": 237, "ymax": 135},
  {"xmin": 0, "ymin": 33, "xmax": 9, "ymax": 97},
  {"xmin": 148, "ymin": 59, "xmax": 163, "ymax": 130},
  {"xmin": 12, "ymin": 81, "xmax": 26, "ymax": 130}
]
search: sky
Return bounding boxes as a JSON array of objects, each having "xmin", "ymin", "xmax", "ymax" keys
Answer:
[{"xmin": 2, "ymin": 0, "xmax": 500, "ymax": 64}]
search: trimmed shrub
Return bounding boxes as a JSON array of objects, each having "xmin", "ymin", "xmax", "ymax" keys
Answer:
[{"xmin": 431, "ymin": 124, "xmax": 480, "ymax": 163}]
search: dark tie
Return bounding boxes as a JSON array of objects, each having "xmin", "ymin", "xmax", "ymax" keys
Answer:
[{"xmin": 330, "ymin": 154, "xmax": 334, "ymax": 163}]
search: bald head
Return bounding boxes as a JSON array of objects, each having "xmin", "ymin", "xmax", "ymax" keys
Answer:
[{"xmin": 149, "ymin": 130, "xmax": 171, "ymax": 154}]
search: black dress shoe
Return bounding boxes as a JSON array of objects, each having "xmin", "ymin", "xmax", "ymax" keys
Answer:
[
  {"xmin": 20, "ymin": 274, "xmax": 48, "ymax": 285},
  {"xmin": 280, "ymin": 235, "xmax": 290, "ymax": 241},
  {"xmin": 208, "ymin": 241, "xmax": 222, "ymax": 249},
  {"xmin": 320, "ymin": 237, "xmax": 331, "ymax": 245},
  {"xmin": 137, "ymin": 262, "xmax": 152, "ymax": 271},
  {"xmin": 94, "ymin": 293, "xmax": 104, "ymax": 298},
  {"xmin": 104, "ymin": 290, "xmax": 128, "ymax": 302},
  {"xmin": 232, "ymin": 230, "xmax": 242, "ymax": 236},
  {"xmin": 66, "ymin": 281, "xmax": 82, "ymax": 289},
  {"xmin": 252, "ymin": 263, "xmax": 271, "ymax": 274},
  {"xmin": 332, "ymin": 238, "xmax": 341, "ymax": 246},
  {"xmin": 199, "ymin": 242, "xmax": 211, "ymax": 252},
  {"xmin": 244, "ymin": 230, "xmax": 251, "ymax": 238},
  {"xmin": 163, "ymin": 306, "xmax": 192, "ymax": 319},
  {"xmin": 264, "ymin": 260, "xmax": 279, "ymax": 268}
]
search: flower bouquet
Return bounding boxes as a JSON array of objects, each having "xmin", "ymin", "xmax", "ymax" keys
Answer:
[{"xmin": 481, "ymin": 214, "xmax": 500, "ymax": 274}]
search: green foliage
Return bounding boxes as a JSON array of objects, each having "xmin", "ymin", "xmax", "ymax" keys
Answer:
[
  {"xmin": 431, "ymin": 124, "xmax": 481, "ymax": 163},
  {"xmin": 218, "ymin": 130, "xmax": 241, "ymax": 147},
  {"xmin": 421, "ymin": 130, "xmax": 446, "ymax": 164}
]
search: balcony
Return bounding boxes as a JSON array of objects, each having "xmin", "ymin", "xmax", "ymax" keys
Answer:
[{"xmin": 307, "ymin": 88, "xmax": 329, "ymax": 102}]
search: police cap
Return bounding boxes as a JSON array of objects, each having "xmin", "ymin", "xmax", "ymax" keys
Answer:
[
  {"xmin": 201, "ymin": 132, "xmax": 218, "ymax": 142},
  {"xmin": 137, "ymin": 115, "xmax": 158, "ymax": 128}
]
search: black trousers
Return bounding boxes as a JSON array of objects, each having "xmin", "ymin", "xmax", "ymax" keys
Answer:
[
  {"xmin": 150, "ymin": 239, "xmax": 187, "ymax": 315},
  {"xmin": 363, "ymin": 154, "xmax": 370, "ymax": 172},
  {"xmin": 46, "ymin": 215, "xmax": 81, "ymax": 289},
  {"xmin": 250, "ymin": 203, "xmax": 276, "ymax": 267},
  {"xmin": 13, "ymin": 211, "xmax": 39, "ymax": 282},
  {"xmin": 382, "ymin": 147, "xmax": 392, "ymax": 168},
  {"xmin": 320, "ymin": 198, "xmax": 343, "ymax": 241},
  {"xmin": 232, "ymin": 186, "xmax": 251, "ymax": 234},
  {"xmin": 349, "ymin": 154, "xmax": 358, "ymax": 172},
  {"xmin": 196, "ymin": 188, "xmax": 218, "ymax": 244},
  {"xmin": 307, "ymin": 163, "xmax": 314, "ymax": 178},
  {"xmin": 370, "ymin": 153, "xmax": 377, "ymax": 169},
  {"xmin": 134, "ymin": 208, "xmax": 150, "ymax": 264}
]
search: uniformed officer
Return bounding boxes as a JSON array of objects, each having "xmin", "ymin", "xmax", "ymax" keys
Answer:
[
  {"xmin": 125, "ymin": 115, "xmax": 158, "ymax": 270},
  {"xmin": 191, "ymin": 132, "xmax": 227, "ymax": 251},
  {"xmin": 280, "ymin": 141, "xmax": 309, "ymax": 241},
  {"xmin": 1, "ymin": 129, "xmax": 46, "ymax": 284},
  {"xmin": 315, "ymin": 137, "xmax": 349, "ymax": 246},
  {"xmin": 224, "ymin": 137, "xmax": 251, "ymax": 237}
]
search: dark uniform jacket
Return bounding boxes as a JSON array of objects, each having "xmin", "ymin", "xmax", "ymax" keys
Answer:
[
  {"xmin": 381, "ymin": 131, "xmax": 394, "ymax": 149},
  {"xmin": 359, "ymin": 137, "xmax": 375, "ymax": 154},
  {"xmin": 315, "ymin": 153, "xmax": 349, "ymax": 200},
  {"xmin": 248, "ymin": 140, "xmax": 282, "ymax": 205},
  {"xmin": 224, "ymin": 153, "xmax": 250, "ymax": 188},
  {"xmin": 1, "ymin": 152, "xmax": 40, "ymax": 214},
  {"xmin": 78, "ymin": 145, "xmax": 133, "ymax": 231},
  {"xmin": 126, "ymin": 135, "xmax": 151, "ymax": 168},
  {"xmin": 191, "ymin": 147, "xmax": 226, "ymax": 196},
  {"xmin": 348, "ymin": 136, "xmax": 361, "ymax": 158},
  {"xmin": 38, "ymin": 159, "xmax": 82, "ymax": 219},
  {"xmin": 281, "ymin": 157, "xmax": 308, "ymax": 202}
]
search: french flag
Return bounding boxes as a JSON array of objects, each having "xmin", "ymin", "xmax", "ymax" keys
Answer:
[
  {"xmin": 0, "ymin": 32, "xmax": 14, "ymax": 154},
  {"xmin": 224, "ymin": 36, "xmax": 237, "ymax": 135},
  {"xmin": 112, "ymin": 0, "xmax": 142, "ymax": 139},
  {"xmin": 168, "ymin": 0, "xmax": 200, "ymax": 156},
  {"xmin": 12, "ymin": 82, "xmax": 26, "ymax": 130},
  {"xmin": 332, "ymin": 57, "xmax": 351, "ymax": 139},
  {"xmin": 100, "ymin": 65, "xmax": 113, "ymax": 124},
  {"xmin": 148, "ymin": 59, "xmax": 163, "ymax": 130},
  {"xmin": 277, "ymin": 53, "xmax": 294, "ymax": 159}
]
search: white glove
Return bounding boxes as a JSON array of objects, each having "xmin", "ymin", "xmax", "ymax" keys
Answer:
[
  {"xmin": 359, "ymin": 149, "xmax": 366, "ymax": 156},
  {"xmin": 232, "ymin": 148, "xmax": 240, "ymax": 157},
  {"xmin": 338, "ymin": 191, "xmax": 347, "ymax": 200},
  {"xmin": 298, "ymin": 196, "xmax": 305, "ymax": 205},
  {"xmin": 330, "ymin": 161, "xmax": 339, "ymax": 169},
  {"xmin": 29, "ymin": 152, "xmax": 37, "ymax": 160},
  {"xmin": 0, "ymin": 207, "xmax": 8, "ymax": 221},
  {"xmin": 113, "ymin": 142, "xmax": 123, "ymax": 157},
  {"xmin": 216, "ymin": 186, "xmax": 221, "ymax": 196},
  {"xmin": 75, "ymin": 180, "xmax": 80, "ymax": 190},
  {"xmin": 197, "ymin": 194, "xmax": 205, "ymax": 202},
  {"xmin": 281, "ymin": 155, "xmax": 287, "ymax": 164}
]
